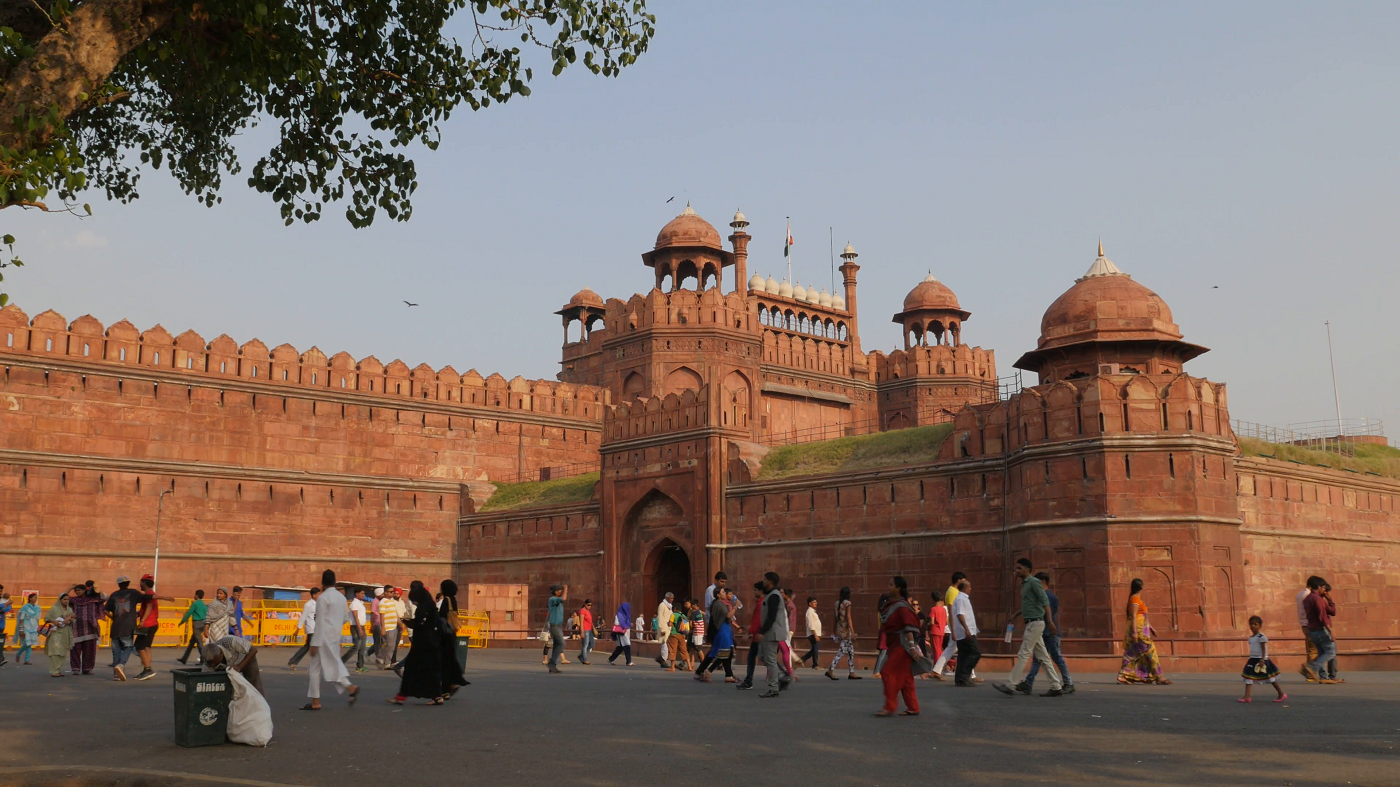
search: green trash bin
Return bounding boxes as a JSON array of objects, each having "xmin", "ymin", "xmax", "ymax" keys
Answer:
[
  {"xmin": 455, "ymin": 636, "xmax": 470, "ymax": 672},
  {"xmin": 172, "ymin": 668, "xmax": 231, "ymax": 747}
]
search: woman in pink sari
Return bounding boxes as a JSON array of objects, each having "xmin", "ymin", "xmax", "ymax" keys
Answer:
[{"xmin": 1117, "ymin": 578, "xmax": 1172, "ymax": 685}]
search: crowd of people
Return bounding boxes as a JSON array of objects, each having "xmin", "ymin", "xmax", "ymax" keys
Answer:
[
  {"xmin": 535, "ymin": 561, "xmax": 1348, "ymax": 714},
  {"xmin": 0, "ymin": 564, "xmax": 1348, "ymax": 714}
]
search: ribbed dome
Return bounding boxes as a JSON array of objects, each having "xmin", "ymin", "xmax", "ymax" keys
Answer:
[
  {"xmin": 902, "ymin": 273, "xmax": 961, "ymax": 312},
  {"xmin": 804, "ymin": 286, "xmax": 821, "ymax": 305},
  {"xmin": 567, "ymin": 287, "xmax": 604, "ymax": 308},
  {"xmin": 748, "ymin": 273, "xmax": 767, "ymax": 292},
  {"xmin": 818, "ymin": 289, "xmax": 833, "ymax": 307},
  {"xmin": 1037, "ymin": 260, "xmax": 1180, "ymax": 350},
  {"xmin": 1014, "ymin": 242, "xmax": 1207, "ymax": 376},
  {"xmin": 778, "ymin": 280, "xmax": 793, "ymax": 298},
  {"xmin": 792, "ymin": 282, "xmax": 807, "ymax": 301},
  {"xmin": 766, "ymin": 275, "xmax": 780, "ymax": 293},
  {"xmin": 831, "ymin": 293, "xmax": 846, "ymax": 310},
  {"xmin": 654, "ymin": 204, "xmax": 722, "ymax": 251}
]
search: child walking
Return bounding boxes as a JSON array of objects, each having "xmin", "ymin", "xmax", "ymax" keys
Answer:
[{"xmin": 1239, "ymin": 615, "xmax": 1286, "ymax": 703}]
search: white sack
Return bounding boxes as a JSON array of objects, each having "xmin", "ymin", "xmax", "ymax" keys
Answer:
[{"xmin": 226, "ymin": 669, "xmax": 273, "ymax": 747}]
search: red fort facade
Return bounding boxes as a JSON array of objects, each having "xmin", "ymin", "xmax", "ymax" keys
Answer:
[{"xmin": 2, "ymin": 208, "xmax": 1396, "ymax": 665}]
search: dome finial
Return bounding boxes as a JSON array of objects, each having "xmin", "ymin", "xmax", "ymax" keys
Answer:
[{"xmin": 1080, "ymin": 239, "xmax": 1125, "ymax": 280}]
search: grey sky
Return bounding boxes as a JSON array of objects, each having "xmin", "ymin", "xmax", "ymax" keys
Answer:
[{"xmin": 7, "ymin": 2, "xmax": 1398, "ymax": 435}]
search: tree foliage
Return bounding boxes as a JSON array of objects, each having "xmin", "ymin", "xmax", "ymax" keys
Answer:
[{"xmin": 0, "ymin": 0, "xmax": 655, "ymax": 305}]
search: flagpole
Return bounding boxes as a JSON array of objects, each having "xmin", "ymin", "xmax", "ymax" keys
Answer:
[
  {"xmin": 829, "ymin": 226, "xmax": 835, "ymax": 291},
  {"xmin": 786, "ymin": 217, "xmax": 793, "ymax": 285}
]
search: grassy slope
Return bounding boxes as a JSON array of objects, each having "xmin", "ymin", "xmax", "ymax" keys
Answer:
[
  {"xmin": 755, "ymin": 423, "xmax": 955, "ymax": 482},
  {"xmin": 1237, "ymin": 437, "xmax": 1400, "ymax": 480},
  {"xmin": 479, "ymin": 472, "xmax": 600, "ymax": 512}
]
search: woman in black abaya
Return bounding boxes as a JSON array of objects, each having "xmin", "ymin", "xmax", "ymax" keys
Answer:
[
  {"xmin": 437, "ymin": 580, "xmax": 468, "ymax": 701},
  {"xmin": 388, "ymin": 583, "xmax": 443, "ymax": 705}
]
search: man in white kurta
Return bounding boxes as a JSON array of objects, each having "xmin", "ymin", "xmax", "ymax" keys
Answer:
[{"xmin": 305, "ymin": 570, "xmax": 358, "ymax": 708}]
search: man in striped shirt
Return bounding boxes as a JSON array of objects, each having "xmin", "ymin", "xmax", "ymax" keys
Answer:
[{"xmin": 378, "ymin": 585, "xmax": 400, "ymax": 668}]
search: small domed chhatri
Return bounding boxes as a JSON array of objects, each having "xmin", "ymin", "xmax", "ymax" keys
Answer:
[
  {"xmin": 748, "ymin": 272, "xmax": 767, "ymax": 293},
  {"xmin": 902, "ymin": 272, "xmax": 962, "ymax": 313},
  {"xmin": 566, "ymin": 287, "xmax": 605, "ymax": 309},
  {"xmin": 892, "ymin": 272, "xmax": 971, "ymax": 349},
  {"xmin": 654, "ymin": 203, "xmax": 723, "ymax": 251},
  {"xmin": 1014, "ymin": 241, "xmax": 1207, "ymax": 382}
]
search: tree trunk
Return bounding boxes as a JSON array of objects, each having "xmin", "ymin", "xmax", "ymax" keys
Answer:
[{"xmin": 0, "ymin": 0, "xmax": 174, "ymax": 148}]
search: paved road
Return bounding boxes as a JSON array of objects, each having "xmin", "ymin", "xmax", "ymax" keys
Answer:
[{"xmin": 0, "ymin": 649, "xmax": 1396, "ymax": 786}]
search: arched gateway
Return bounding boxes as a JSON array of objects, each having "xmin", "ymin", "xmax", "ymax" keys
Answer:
[{"xmin": 644, "ymin": 538, "xmax": 691, "ymax": 617}]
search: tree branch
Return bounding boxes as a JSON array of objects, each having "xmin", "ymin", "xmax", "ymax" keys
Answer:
[{"xmin": 0, "ymin": 0, "xmax": 176, "ymax": 150}]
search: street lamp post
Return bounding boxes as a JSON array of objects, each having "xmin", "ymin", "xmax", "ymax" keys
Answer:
[{"xmin": 154, "ymin": 489, "xmax": 171, "ymax": 588}]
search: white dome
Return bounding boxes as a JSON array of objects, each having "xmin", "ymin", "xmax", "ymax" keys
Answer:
[
  {"xmin": 832, "ymin": 294, "xmax": 846, "ymax": 310},
  {"xmin": 748, "ymin": 273, "xmax": 766, "ymax": 292},
  {"xmin": 804, "ymin": 285, "xmax": 821, "ymax": 304},
  {"xmin": 778, "ymin": 279, "xmax": 793, "ymax": 298},
  {"xmin": 819, "ymin": 289, "xmax": 833, "ymax": 307},
  {"xmin": 765, "ymin": 275, "xmax": 780, "ymax": 293},
  {"xmin": 842, "ymin": 243, "xmax": 857, "ymax": 256},
  {"xmin": 792, "ymin": 282, "xmax": 807, "ymax": 301}
]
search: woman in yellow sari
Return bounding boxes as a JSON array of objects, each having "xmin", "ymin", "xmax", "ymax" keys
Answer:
[{"xmin": 1117, "ymin": 578, "xmax": 1172, "ymax": 685}]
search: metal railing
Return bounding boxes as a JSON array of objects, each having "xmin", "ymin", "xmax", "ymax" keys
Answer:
[
  {"xmin": 763, "ymin": 411, "xmax": 958, "ymax": 448},
  {"xmin": 1233, "ymin": 417, "xmax": 1386, "ymax": 458},
  {"xmin": 494, "ymin": 462, "xmax": 601, "ymax": 485}
]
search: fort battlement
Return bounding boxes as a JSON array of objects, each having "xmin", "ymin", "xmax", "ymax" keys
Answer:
[
  {"xmin": 603, "ymin": 386, "xmax": 711, "ymax": 443},
  {"xmin": 1, "ymin": 304, "xmax": 609, "ymax": 421},
  {"xmin": 871, "ymin": 343, "xmax": 996, "ymax": 382},
  {"xmin": 939, "ymin": 372, "xmax": 1231, "ymax": 460}
]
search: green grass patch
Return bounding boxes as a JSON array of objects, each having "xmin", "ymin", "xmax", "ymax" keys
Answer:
[
  {"xmin": 755, "ymin": 423, "xmax": 955, "ymax": 481},
  {"xmin": 479, "ymin": 472, "xmax": 600, "ymax": 512},
  {"xmin": 1238, "ymin": 437, "xmax": 1400, "ymax": 480}
]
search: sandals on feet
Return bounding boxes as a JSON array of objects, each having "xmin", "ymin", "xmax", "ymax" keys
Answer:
[{"xmin": 299, "ymin": 703, "xmax": 320, "ymax": 711}]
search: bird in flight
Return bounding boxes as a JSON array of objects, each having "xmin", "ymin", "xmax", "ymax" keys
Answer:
[
  {"xmin": 1211, "ymin": 286, "xmax": 1219, "ymax": 289},
  {"xmin": 403, "ymin": 301, "xmax": 419, "ymax": 307},
  {"xmin": 666, "ymin": 196, "xmax": 675, "ymax": 203}
]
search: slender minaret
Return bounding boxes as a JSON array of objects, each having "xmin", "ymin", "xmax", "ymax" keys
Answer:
[
  {"xmin": 839, "ymin": 242, "xmax": 865, "ymax": 367},
  {"xmin": 729, "ymin": 209, "xmax": 750, "ymax": 298}
]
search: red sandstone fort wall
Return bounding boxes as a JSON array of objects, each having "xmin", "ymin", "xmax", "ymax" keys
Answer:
[
  {"xmin": 1235, "ymin": 457, "xmax": 1400, "ymax": 640},
  {"xmin": 457, "ymin": 502, "xmax": 603, "ymax": 633},
  {"xmin": 0, "ymin": 304, "xmax": 605, "ymax": 599}
]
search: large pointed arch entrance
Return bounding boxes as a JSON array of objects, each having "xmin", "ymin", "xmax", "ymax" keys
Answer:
[{"xmin": 644, "ymin": 538, "xmax": 691, "ymax": 617}]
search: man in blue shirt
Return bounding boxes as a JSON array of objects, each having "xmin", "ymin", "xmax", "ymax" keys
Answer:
[
  {"xmin": 229, "ymin": 586, "xmax": 255, "ymax": 639},
  {"xmin": 1023, "ymin": 571, "xmax": 1075, "ymax": 694},
  {"xmin": 546, "ymin": 584, "xmax": 567, "ymax": 674}
]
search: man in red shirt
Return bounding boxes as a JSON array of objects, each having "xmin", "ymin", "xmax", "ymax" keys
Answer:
[
  {"xmin": 576, "ymin": 599, "xmax": 595, "ymax": 665},
  {"xmin": 1302, "ymin": 577, "xmax": 1340, "ymax": 685},
  {"xmin": 133, "ymin": 575, "xmax": 174, "ymax": 681},
  {"xmin": 736, "ymin": 583, "xmax": 765, "ymax": 690}
]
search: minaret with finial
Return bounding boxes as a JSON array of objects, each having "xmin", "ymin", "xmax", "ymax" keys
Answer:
[
  {"xmin": 729, "ymin": 209, "xmax": 750, "ymax": 299},
  {"xmin": 839, "ymin": 241, "xmax": 865, "ymax": 369}
]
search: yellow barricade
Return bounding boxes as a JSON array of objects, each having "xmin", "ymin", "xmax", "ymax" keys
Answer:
[{"xmin": 7, "ymin": 598, "xmax": 493, "ymax": 648}]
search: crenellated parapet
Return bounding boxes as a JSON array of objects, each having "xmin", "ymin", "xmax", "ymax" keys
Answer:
[
  {"xmin": 937, "ymin": 372, "xmax": 1231, "ymax": 461},
  {"xmin": 872, "ymin": 343, "xmax": 996, "ymax": 382},
  {"xmin": 602, "ymin": 386, "xmax": 710, "ymax": 443},
  {"xmin": 1, "ymin": 304, "xmax": 608, "ymax": 420}
]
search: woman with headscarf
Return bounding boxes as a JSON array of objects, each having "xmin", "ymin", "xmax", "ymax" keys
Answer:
[
  {"xmin": 43, "ymin": 593, "xmax": 75, "ymax": 677},
  {"xmin": 606, "ymin": 602, "xmax": 634, "ymax": 666},
  {"xmin": 204, "ymin": 587, "xmax": 231, "ymax": 642},
  {"xmin": 16, "ymin": 593, "xmax": 41, "ymax": 665},
  {"xmin": 437, "ymin": 580, "xmax": 467, "ymax": 700},
  {"xmin": 67, "ymin": 584, "xmax": 104, "ymax": 675},
  {"xmin": 1117, "ymin": 577, "xmax": 1172, "ymax": 685},
  {"xmin": 694, "ymin": 587, "xmax": 736, "ymax": 682},
  {"xmin": 389, "ymin": 583, "xmax": 444, "ymax": 705},
  {"xmin": 875, "ymin": 577, "xmax": 928, "ymax": 717}
]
